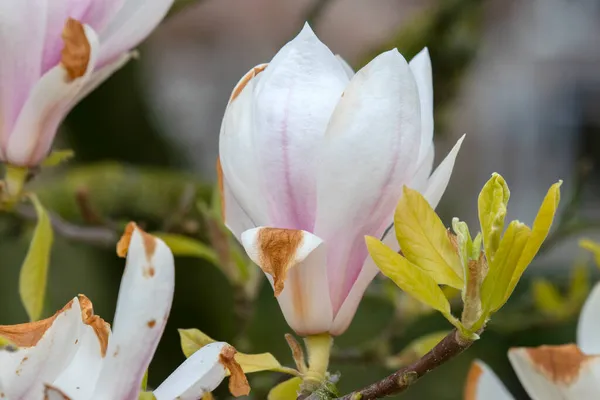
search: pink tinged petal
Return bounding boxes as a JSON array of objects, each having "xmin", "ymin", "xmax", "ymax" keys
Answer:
[
  {"xmin": 508, "ymin": 345, "xmax": 600, "ymax": 400},
  {"xmin": 97, "ymin": 0, "xmax": 175, "ymax": 66},
  {"xmin": 577, "ymin": 282, "xmax": 600, "ymax": 354},
  {"xmin": 4, "ymin": 23, "xmax": 100, "ymax": 167},
  {"xmin": 44, "ymin": 385, "xmax": 72, "ymax": 400},
  {"xmin": 219, "ymin": 64, "xmax": 270, "ymax": 227},
  {"xmin": 90, "ymin": 224, "xmax": 175, "ymax": 400},
  {"xmin": 241, "ymin": 227, "xmax": 333, "ymax": 335},
  {"xmin": 0, "ymin": 298, "xmax": 88, "ymax": 400},
  {"xmin": 464, "ymin": 361, "xmax": 514, "ymax": 400},
  {"xmin": 422, "ymin": 134, "xmax": 465, "ymax": 209},
  {"xmin": 336, "ymin": 54, "xmax": 355, "ymax": 78},
  {"xmin": 409, "ymin": 47, "xmax": 434, "ymax": 167},
  {"xmin": 252, "ymin": 23, "xmax": 349, "ymax": 232},
  {"xmin": 153, "ymin": 342, "xmax": 229, "ymax": 400},
  {"xmin": 314, "ymin": 48, "xmax": 421, "ymax": 313},
  {"xmin": 0, "ymin": 0, "xmax": 47, "ymax": 141}
]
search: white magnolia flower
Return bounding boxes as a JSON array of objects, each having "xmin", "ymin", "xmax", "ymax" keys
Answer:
[
  {"xmin": 218, "ymin": 23, "xmax": 464, "ymax": 336},
  {"xmin": 0, "ymin": 0, "xmax": 174, "ymax": 167},
  {"xmin": 465, "ymin": 282, "xmax": 600, "ymax": 400},
  {"xmin": 0, "ymin": 224, "xmax": 249, "ymax": 400}
]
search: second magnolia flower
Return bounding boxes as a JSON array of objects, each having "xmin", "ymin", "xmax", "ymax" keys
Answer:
[{"xmin": 218, "ymin": 23, "xmax": 464, "ymax": 336}]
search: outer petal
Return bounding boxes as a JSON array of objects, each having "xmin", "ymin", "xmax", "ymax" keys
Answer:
[
  {"xmin": 44, "ymin": 385, "xmax": 72, "ymax": 400},
  {"xmin": 577, "ymin": 282, "xmax": 600, "ymax": 354},
  {"xmin": 508, "ymin": 345, "xmax": 600, "ymax": 400},
  {"xmin": 336, "ymin": 54, "xmax": 355, "ymax": 78},
  {"xmin": 409, "ymin": 47, "xmax": 434, "ymax": 167},
  {"xmin": 464, "ymin": 361, "xmax": 514, "ymax": 400},
  {"xmin": 422, "ymin": 134, "xmax": 465, "ymax": 209},
  {"xmin": 0, "ymin": 0, "xmax": 47, "ymax": 144},
  {"xmin": 90, "ymin": 224, "xmax": 175, "ymax": 400},
  {"xmin": 97, "ymin": 0, "xmax": 175, "ymax": 66},
  {"xmin": 252, "ymin": 23, "xmax": 348, "ymax": 231},
  {"xmin": 4, "ymin": 23, "xmax": 100, "ymax": 167},
  {"xmin": 219, "ymin": 64, "xmax": 269, "ymax": 228},
  {"xmin": 241, "ymin": 227, "xmax": 333, "ymax": 335},
  {"xmin": 0, "ymin": 297, "xmax": 88, "ymax": 400},
  {"xmin": 153, "ymin": 342, "xmax": 229, "ymax": 400},
  {"xmin": 217, "ymin": 159, "xmax": 255, "ymax": 240},
  {"xmin": 410, "ymin": 143, "xmax": 434, "ymax": 193},
  {"xmin": 314, "ymin": 49, "xmax": 421, "ymax": 312}
]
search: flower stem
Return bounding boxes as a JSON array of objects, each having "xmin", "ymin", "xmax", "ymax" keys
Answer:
[
  {"xmin": 303, "ymin": 333, "xmax": 333, "ymax": 391},
  {"xmin": 2, "ymin": 165, "xmax": 28, "ymax": 209}
]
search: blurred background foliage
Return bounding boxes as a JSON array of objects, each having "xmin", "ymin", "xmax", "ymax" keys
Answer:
[{"xmin": 2, "ymin": 0, "xmax": 600, "ymax": 399}]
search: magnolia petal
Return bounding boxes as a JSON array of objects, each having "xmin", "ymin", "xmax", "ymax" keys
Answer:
[
  {"xmin": 44, "ymin": 385, "xmax": 72, "ymax": 400},
  {"xmin": 314, "ymin": 48, "xmax": 421, "ymax": 313},
  {"xmin": 409, "ymin": 47, "xmax": 434, "ymax": 167},
  {"xmin": 422, "ymin": 134, "xmax": 465, "ymax": 209},
  {"xmin": 336, "ymin": 54, "xmax": 355, "ymax": 78},
  {"xmin": 241, "ymin": 227, "xmax": 333, "ymax": 335},
  {"xmin": 0, "ymin": 0, "xmax": 47, "ymax": 142},
  {"xmin": 154, "ymin": 342, "xmax": 233, "ymax": 400},
  {"xmin": 252, "ymin": 23, "xmax": 348, "ymax": 231},
  {"xmin": 4, "ymin": 23, "xmax": 100, "ymax": 167},
  {"xmin": 219, "ymin": 64, "xmax": 270, "ymax": 227},
  {"xmin": 508, "ymin": 345, "xmax": 600, "ymax": 400},
  {"xmin": 410, "ymin": 143, "xmax": 434, "ymax": 193},
  {"xmin": 0, "ymin": 298, "xmax": 87, "ymax": 400},
  {"xmin": 217, "ymin": 158, "xmax": 255, "ymax": 240},
  {"xmin": 464, "ymin": 361, "xmax": 514, "ymax": 400},
  {"xmin": 577, "ymin": 282, "xmax": 600, "ymax": 354},
  {"xmin": 90, "ymin": 223, "xmax": 175, "ymax": 400}
]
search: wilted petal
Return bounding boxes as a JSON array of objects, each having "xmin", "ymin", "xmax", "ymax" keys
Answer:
[
  {"xmin": 4, "ymin": 21, "xmax": 100, "ymax": 167},
  {"xmin": 90, "ymin": 223, "xmax": 175, "ymax": 400},
  {"xmin": 154, "ymin": 342, "xmax": 249, "ymax": 399},
  {"xmin": 0, "ymin": 0, "xmax": 47, "ymax": 143},
  {"xmin": 241, "ymin": 227, "xmax": 333, "ymax": 335},
  {"xmin": 314, "ymin": 48, "xmax": 421, "ymax": 312},
  {"xmin": 409, "ymin": 47, "xmax": 434, "ymax": 167},
  {"xmin": 577, "ymin": 282, "xmax": 600, "ymax": 354},
  {"xmin": 252, "ymin": 23, "xmax": 348, "ymax": 231},
  {"xmin": 0, "ymin": 297, "xmax": 88, "ymax": 400},
  {"xmin": 509, "ymin": 345, "xmax": 600, "ymax": 400},
  {"xmin": 97, "ymin": 0, "xmax": 175, "ymax": 66},
  {"xmin": 464, "ymin": 361, "xmax": 514, "ymax": 400},
  {"xmin": 219, "ymin": 64, "xmax": 269, "ymax": 227}
]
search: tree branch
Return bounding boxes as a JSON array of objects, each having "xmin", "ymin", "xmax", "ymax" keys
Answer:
[
  {"xmin": 336, "ymin": 329, "xmax": 474, "ymax": 400},
  {"xmin": 15, "ymin": 203, "xmax": 118, "ymax": 247}
]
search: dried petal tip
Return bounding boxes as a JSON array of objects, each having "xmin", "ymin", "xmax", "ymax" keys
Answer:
[
  {"xmin": 77, "ymin": 295, "xmax": 110, "ymax": 357},
  {"xmin": 219, "ymin": 345, "xmax": 250, "ymax": 397},
  {"xmin": 117, "ymin": 222, "xmax": 138, "ymax": 257},
  {"xmin": 61, "ymin": 18, "xmax": 91, "ymax": 81}
]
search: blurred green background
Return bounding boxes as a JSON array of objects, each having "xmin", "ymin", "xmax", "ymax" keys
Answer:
[{"xmin": 2, "ymin": 0, "xmax": 600, "ymax": 399}]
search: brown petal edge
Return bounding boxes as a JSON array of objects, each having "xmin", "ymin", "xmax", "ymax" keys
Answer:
[
  {"xmin": 61, "ymin": 18, "xmax": 91, "ymax": 81},
  {"xmin": 219, "ymin": 345, "xmax": 250, "ymax": 397}
]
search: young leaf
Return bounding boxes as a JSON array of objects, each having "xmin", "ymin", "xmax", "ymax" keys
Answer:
[
  {"xmin": 366, "ymin": 236, "xmax": 452, "ymax": 318},
  {"xmin": 19, "ymin": 195, "xmax": 53, "ymax": 321},
  {"xmin": 478, "ymin": 173, "xmax": 510, "ymax": 262},
  {"xmin": 394, "ymin": 187, "xmax": 463, "ymax": 288},
  {"xmin": 41, "ymin": 150, "xmax": 74, "ymax": 167},
  {"xmin": 532, "ymin": 278, "xmax": 566, "ymax": 317},
  {"xmin": 152, "ymin": 233, "xmax": 219, "ymax": 265},
  {"xmin": 505, "ymin": 181, "xmax": 562, "ymax": 301},
  {"xmin": 178, "ymin": 329, "xmax": 293, "ymax": 375},
  {"xmin": 268, "ymin": 377, "xmax": 302, "ymax": 400},
  {"xmin": 138, "ymin": 392, "xmax": 156, "ymax": 400},
  {"xmin": 580, "ymin": 239, "xmax": 600, "ymax": 269},
  {"xmin": 479, "ymin": 221, "xmax": 531, "ymax": 316},
  {"xmin": 452, "ymin": 217, "xmax": 473, "ymax": 270}
]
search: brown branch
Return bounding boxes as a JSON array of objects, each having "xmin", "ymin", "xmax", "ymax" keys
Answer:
[
  {"xmin": 15, "ymin": 203, "xmax": 118, "ymax": 247},
  {"xmin": 336, "ymin": 329, "xmax": 474, "ymax": 400}
]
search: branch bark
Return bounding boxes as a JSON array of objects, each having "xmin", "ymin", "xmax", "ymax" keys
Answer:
[{"xmin": 336, "ymin": 329, "xmax": 474, "ymax": 400}]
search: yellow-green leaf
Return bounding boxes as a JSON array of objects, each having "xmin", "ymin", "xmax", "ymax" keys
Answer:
[
  {"xmin": 41, "ymin": 150, "xmax": 74, "ymax": 167},
  {"xmin": 478, "ymin": 173, "xmax": 510, "ymax": 261},
  {"xmin": 532, "ymin": 278, "xmax": 565, "ymax": 316},
  {"xmin": 568, "ymin": 263, "xmax": 590, "ymax": 306},
  {"xmin": 366, "ymin": 236, "xmax": 452, "ymax": 317},
  {"xmin": 394, "ymin": 187, "xmax": 463, "ymax": 288},
  {"xmin": 385, "ymin": 331, "xmax": 449, "ymax": 369},
  {"xmin": 138, "ymin": 392, "xmax": 156, "ymax": 400},
  {"xmin": 480, "ymin": 220, "xmax": 531, "ymax": 316},
  {"xmin": 268, "ymin": 377, "xmax": 302, "ymax": 400},
  {"xmin": 505, "ymin": 181, "xmax": 562, "ymax": 300},
  {"xmin": 152, "ymin": 233, "xmax": 219, "ymax": 265},
  {"xmin": 451, "ymin": 217, "xmax": 472, "ymax": 272},
  {"xmin": 580, "ymin": 239, "xmax": 600, "ymax": 269},
  {"xmin": 141, "ymin": 369, "xmax": 149, "ymax": 391},
  {"xmin": 19, "ymin": 195, "xmax": 53, "ymax": 321},
  {"xmin": 178, "ymin": 329, "xmax": 294, "ymax": 375}
]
